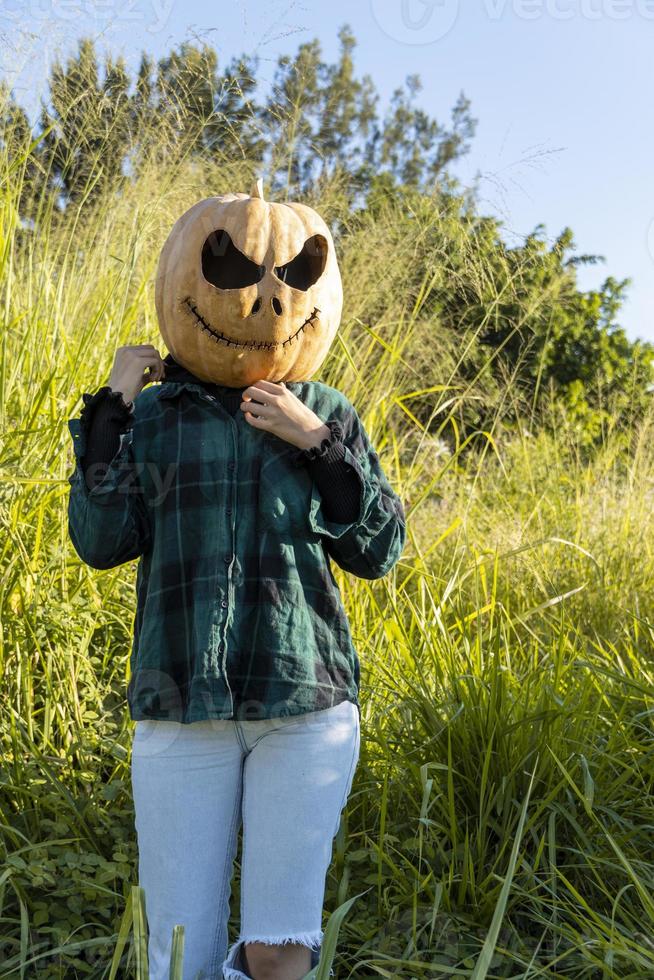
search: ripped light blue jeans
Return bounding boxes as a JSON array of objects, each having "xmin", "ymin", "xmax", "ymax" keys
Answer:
[{"xmin": 130, "ymin": 699, "xmax": 361, "ymax": 980}]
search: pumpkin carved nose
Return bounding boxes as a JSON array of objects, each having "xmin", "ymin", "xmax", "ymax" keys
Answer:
[{"xmin": 271, "ymin": 297, "xmax": 283, "ymax": 316}]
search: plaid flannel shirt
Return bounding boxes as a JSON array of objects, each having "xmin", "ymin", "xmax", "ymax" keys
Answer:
[{"xmin": 66, "ymin": 378, "xmax": 406, "ymax": 722}]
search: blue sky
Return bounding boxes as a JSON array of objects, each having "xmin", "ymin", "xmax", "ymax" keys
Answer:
[{"xmin": 2, "ymin": 0, "xmax": 652, "ymax": 342}]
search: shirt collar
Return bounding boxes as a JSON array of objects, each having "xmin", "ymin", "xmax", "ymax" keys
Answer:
[
  {"xmin": 157, "ymin": 353, "xmax": 242, "ymax": 401},
  {"xmin": 155, "ymin": 352, "xmax": 304, "ymax": 401}
]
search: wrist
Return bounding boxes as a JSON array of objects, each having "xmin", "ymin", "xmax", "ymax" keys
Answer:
[
  {"xmin": 294, "ymin": 423, "xmax": 331, "ymax": 452},
  {"xmin": 108, "ymin": 385, "xmax": 135, "ymax": 409},
  {"xmin": 290, "ymin": 419, "xmax": 345, "ymax": 467}
]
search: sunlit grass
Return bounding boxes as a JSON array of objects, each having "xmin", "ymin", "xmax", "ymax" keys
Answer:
[{"xmin": 1, "ymin": 88, "xmax": 654, "ymax": 978}]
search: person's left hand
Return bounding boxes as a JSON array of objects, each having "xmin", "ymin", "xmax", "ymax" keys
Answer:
[{"xmin": 240, "ymin": 380, "xmax": 331, "ymax": 451}]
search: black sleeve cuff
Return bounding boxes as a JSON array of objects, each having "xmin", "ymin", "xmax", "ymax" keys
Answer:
[
  {"xmin": 305, "ymin": 454, "xmax": 363, "ymax": 523},
  {"xmin": 80, "ymin": 387, "xmax": 135, "ymax": 491},
  {"xmin": 79, "ymin": 385, "xmax": 134, "ymax": 435},
  {"xmin": 290, "ymin": 419, "xmax": 345, "ymax": 466},
  {"xmin": 292, "ymin": 420, "xmax": 362, "ymax": 523}
]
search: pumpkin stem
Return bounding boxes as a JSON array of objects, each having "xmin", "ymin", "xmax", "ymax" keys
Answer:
[{"xmin": 250, "ymin": 176, "xmax": 265, "ymax": 201}]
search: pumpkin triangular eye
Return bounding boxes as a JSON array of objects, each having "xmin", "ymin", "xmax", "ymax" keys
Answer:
[
  {"xmin": 275, "ymin": 235, "xmax": 328, "ymax": 291},
  {"xmin": 202, "ymin": 230, "xmax": 265, "ymax": 289}
]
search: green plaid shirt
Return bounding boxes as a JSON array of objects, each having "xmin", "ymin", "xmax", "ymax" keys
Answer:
[{"xmin": 66, "ymin": 378, "xmax": 406, "ymax": 722}]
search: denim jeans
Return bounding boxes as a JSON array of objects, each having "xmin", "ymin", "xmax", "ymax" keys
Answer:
[{"xmin": 130, "ymin": 699, "xmax": 361, "ymax": 979}]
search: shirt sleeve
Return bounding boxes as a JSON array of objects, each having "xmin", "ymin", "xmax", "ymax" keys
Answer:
[
  {"xmin": 303, "ymin": 401, "xmax": 407, "ymax": 580},
  {"xmin": 291, "ymin": 421, "xmax": 363, "ymax": 524},
  {"xmin": 79, "ymin": 386, "xmax": 136, "ymax": 491},
  {"xmin": 66, "ymin": 389, "xmax": 152, "ymax": 570}
]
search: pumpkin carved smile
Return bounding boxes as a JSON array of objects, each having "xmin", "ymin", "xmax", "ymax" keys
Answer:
[
  {"xmin": 182, "ymin": 296, "xmax": 321, "ymax": 351},
  {"xmin": 155, "ymin": 178, "xmax": 343, "ymax": 386}
]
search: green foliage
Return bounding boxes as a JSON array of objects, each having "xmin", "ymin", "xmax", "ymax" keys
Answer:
[
  {"xmin": 3, "ymin": 24, "xmax": 651, "ymax": 440},
  {"xmin": 1, "ymin": 25, "xmax": 477, "ymax": 208},
  {"xmin": 2, "ymin": 24, "xmax": 654, "ymax": 978},
  {"xmin": 39, "ymin": 38, "xmax": 134, "ymax": 207}
]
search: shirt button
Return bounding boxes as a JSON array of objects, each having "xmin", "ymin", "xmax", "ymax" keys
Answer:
[
  {"xmin": 228, "ymin": 462, "xmax": 235, "ymax": 471},
  {"xmin": 221, "ymin": 599, "xmax": 228, "ymax": 608},
  {"xmin": 224, "ymin": 555, "xmax": 231, "ymax": 564}
]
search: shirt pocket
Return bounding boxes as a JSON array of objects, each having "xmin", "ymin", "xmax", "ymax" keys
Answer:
[{"xmin": 258, "ymin": 439, "xmax": 319, "ymax": 538}]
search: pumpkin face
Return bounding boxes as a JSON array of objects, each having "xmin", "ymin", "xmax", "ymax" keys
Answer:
[{"xmin": 154, "ymin": 179, "xmax": 343, "ymax": 386}]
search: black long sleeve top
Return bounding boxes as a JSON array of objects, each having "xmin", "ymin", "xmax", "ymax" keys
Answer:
[{"xmin": 79, "ymin": 353, "xmax": 362, "ymax": 523}]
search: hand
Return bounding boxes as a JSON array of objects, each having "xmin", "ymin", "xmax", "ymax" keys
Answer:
[
  {"xmin": 107, "ymin": 344, "xmax": 166, "ymax": 406},
  {"xmin": 240, "ymin": 380, "xmax": 331, "ymax": 450}
]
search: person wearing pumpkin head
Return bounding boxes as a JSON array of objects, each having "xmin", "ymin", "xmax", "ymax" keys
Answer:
[{"xmin": 66, "ymin": 180, "xmax": 406, "ymax": 980}]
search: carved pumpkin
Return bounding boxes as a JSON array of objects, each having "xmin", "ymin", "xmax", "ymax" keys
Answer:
[{"xmin": 154, "ymin": 178, "xmax": 343, "ymax": 387}]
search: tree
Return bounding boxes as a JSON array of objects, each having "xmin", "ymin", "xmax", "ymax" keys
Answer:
[
  {"xmin": 0, "ymin": 83, "xmax": 48, "ymax": 220},
  {"xmin": 363, "ymin": 76, "xmax": 477, "ymax": 192},
  {"xmin": 258, "ymin": 23, "xmax": 475, "ymax": 201},
  {"xmin": 39, "ymin": 38, "xmax": 133, "ymax": 205}
]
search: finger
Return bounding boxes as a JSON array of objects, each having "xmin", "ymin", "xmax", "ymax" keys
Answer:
[
  {"xmin": 241, "ymin": 401, "xmax": 271, "ymax": 419},
  {"xmin": 247, "ymin": 380, "xmax": 284, "ymax": 396},
  {"xmin": 242, "ymin": 388, "xmax": 271, "ymax": 405},
  {"xmin": 139, "ymin": 355, "xmax": 164, "ymax": 383},
  {"xmin": 153, "ymin": 355, "xmax": 166, "ymax": 382},
  {"xmin": 138, "ymin": 354, "xmax": 162, "ymax": 369},
  {"xmin": 141, "ymin": 364, "xmax": 164, "ymax": 383},
  {"xmin": 244, "ymin": 411, "xmax": 270, "ymax": 426}
]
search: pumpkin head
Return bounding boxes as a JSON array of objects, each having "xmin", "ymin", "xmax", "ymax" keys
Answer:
[{"xmin": 154, "ymin": 178, "xmax": 343, "ymax": 386}]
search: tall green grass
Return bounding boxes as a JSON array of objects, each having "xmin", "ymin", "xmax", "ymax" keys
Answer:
[{"xmin": 2, "ymin": 97, "xmax": 654, "ymax": 979}]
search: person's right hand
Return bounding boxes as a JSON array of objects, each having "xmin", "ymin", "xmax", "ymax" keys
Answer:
[{"xmin": 107, "ymin": 344, "xmax": 166, "ymax": 406}]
